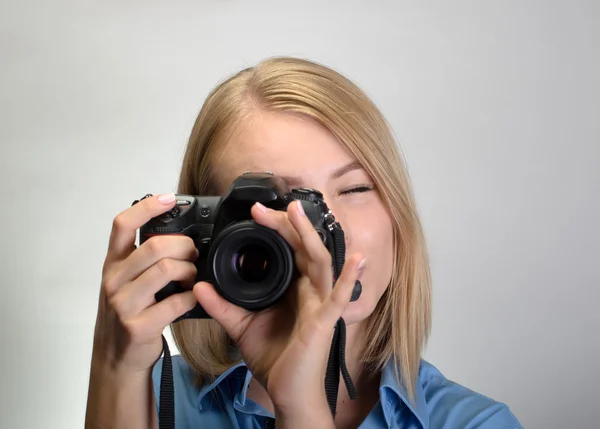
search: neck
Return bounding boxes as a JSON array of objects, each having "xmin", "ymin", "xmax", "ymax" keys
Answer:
[
  {"xmin": 335, "ymin": 320, "xmax": 378, "ymax": 401},
  {"xmin": 333, "ymin": 320, "xmax": 381, "ymax": 429},
  {"xmin": 339, "ymin": 320, "xmax": 368, "ymax": 386}
]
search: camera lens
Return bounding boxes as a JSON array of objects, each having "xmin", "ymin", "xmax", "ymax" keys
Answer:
[
  {"xmin": 208, "ymin": 220, "xmax": 294, "ymax": 310},
  {"xmin": 232, "ymin": 244, "xmax": 271, "ymax": 282}
]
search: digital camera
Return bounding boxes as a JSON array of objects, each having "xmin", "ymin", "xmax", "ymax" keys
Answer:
[{"xmin": 138, "ymin": 172, "xmax": 360, "ymax": 321}]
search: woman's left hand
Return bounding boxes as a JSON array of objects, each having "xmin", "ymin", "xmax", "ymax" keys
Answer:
[{"xmin": 192, "ymin": 199, "xmax": 364, "ymax": 425}]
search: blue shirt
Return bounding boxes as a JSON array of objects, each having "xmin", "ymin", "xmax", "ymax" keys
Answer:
[{"xmin": 152, "ymin": 355, "xmax": 522, "ymax": 428}]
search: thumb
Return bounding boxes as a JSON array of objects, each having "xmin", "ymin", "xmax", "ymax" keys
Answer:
[{"xmin": 193, "ymin": 281, "xmax": 251, "ymax": 341}]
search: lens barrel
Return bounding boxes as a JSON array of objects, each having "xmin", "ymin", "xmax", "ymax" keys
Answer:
[{"xmin": 208, "ymin": 220, "xmax": 294, "ymax": 310}]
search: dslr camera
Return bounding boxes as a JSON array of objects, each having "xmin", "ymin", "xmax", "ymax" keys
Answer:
[{"xmin": 138, "ymin": 172, "xmax": 360, "ymax": 321}]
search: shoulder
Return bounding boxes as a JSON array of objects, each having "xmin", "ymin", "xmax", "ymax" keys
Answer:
[{"xmin": 418, "ymin": 360, "xmax": 523, "ymax": 429}]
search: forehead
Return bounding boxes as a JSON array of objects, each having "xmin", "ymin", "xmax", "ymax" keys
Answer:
[{"xmin": 213, "ymin": 110, "xmax": 356, "ymax": 190}]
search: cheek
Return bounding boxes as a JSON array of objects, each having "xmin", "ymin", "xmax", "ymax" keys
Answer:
[
  {"xmin": 347, "ymin": 207, "xmax": 395, "ymax": 291},
  {"xmin": 370, "ymin": 219, "xmax": 394, "ymax": 293},
  {"xmin": 341, "ymin": 206, "xmax": 395, "ymax": 323}
]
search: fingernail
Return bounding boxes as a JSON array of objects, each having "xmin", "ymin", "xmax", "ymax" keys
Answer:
[
  {"xmin": 255, "ymin": 202, "xmax": 268, "ymax": 213},
  {"xmin": 357, "ymin": 258, "xmax": 366, "ymax": 279},
  {"xmin": 296, "ymin": 200, "xmax": 305, "ymax": 216},
  {"xmin": 158, "ymin": 192, "xmax": 176, "ymax": 204}
]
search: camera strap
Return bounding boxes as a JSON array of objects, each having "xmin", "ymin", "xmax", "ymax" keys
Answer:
[
  {"xmin": 324, "ymin": 225, "xmax": 359, "ymax": 414},
  {"xmin": 156, "ymin": 223, "xmax": 358, "ymax": 429}
]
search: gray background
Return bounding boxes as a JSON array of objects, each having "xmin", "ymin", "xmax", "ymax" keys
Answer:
[{"xmin": 1, "ymin": 1, "xmax": 598, "ymax": 428}]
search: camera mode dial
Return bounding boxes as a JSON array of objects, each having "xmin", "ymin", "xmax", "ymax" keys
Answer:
[{"xmin": 290, "ymin": 187, "xmax": 324, "ymax": 203}]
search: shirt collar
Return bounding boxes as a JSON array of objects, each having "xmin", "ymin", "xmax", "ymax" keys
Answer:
[
  {"xmin": 196, "ymin": 358, "xmax": 429, "ymax": 428},
  {"xmin": 379, "ymin": 358, "xmax": 429, "ymax": 429},
  {"xmin": 197, "ymin": 361, "xmax": 248, "ymax": 410}
]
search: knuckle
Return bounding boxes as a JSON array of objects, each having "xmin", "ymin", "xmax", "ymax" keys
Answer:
[
  {"xmin": 108, "ymin": 293, "xmax": 129, "ymax": 319},
  {"xmin": 185, "ymin": 263, "xmax": 198, "ymax": 278},
  {"xmin": 166, "ymin": 295, "xmax": 189, "ymax": 316},
  {"xmin": 146, "ymin": 236, "xmax": 166, "ymax": 256},
  {"xmin": 155, "ymin": 258, "xmax": 173, "ymax": 277},
  {"xmin": 183, "ymin": 235, "xmax": 195, "ymax": 248},
  {"xmin": 102, "ymin": 274, "xmax": 121, "ymax": 296},
  {"xmin": 112, "ymin": 213, "xmax": 129, "ymax": 233},
  {"xmin": 329, "ymin": 285, "xmax": 352, "ymax": 314},
  {"xmin": 181, "ymin": 236, "xmax": 197, "ymax": 255},
  {"xmin": 329, "ymin": 291, "xmax": 346, "ymax": 309}
]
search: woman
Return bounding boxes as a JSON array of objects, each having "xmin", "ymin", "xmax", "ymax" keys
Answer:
[{"xmin": 86, "ymin": 57, "xmax": 522, "ymax": 429}]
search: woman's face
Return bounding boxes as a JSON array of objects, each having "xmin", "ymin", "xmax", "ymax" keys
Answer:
[{"xmin": 213, "ymin": 110, "xmax": 394, "ymax": 325}]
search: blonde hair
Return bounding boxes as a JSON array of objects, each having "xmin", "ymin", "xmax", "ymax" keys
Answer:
[{"xmin": 171, "ymin": 57, "xmax": 431, "ymax": 400}]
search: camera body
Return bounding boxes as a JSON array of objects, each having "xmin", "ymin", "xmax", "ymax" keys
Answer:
[{"xmin": 139, "ymin": 172, "xmax": 347, "ymax": 321}]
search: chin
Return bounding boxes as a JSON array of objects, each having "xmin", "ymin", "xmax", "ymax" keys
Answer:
[{"xmin": 341, "ymin": 299, "xmax": 376, "ymax": 326}]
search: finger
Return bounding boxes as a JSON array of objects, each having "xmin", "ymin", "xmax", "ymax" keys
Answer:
[
  {"xmin": 193, "ymin": 282, "xmax": 251, "ymax": 342},
  {"xmin": 287, "ymin": 200, "xmax": 333, "ymax": 296},
  {"xmin": 132, "ymin": 290, "xmax": 198, "ymax": 336},
  {"xmin": 111, "ymin": 235, "xmax": 198, "ymax": 288},
  {"xmin": 251, "ymin": 202, "xmax": 302, "ymax": 251},
  {"xmin": 111, "ymin": 259, "xmax": 197, "ymax": 319},
  {"xmin": 317, "ymin": 254, "xmax": 365, "ymax": 328},
  {"xmin": 291, "ymin": 275, "xmax": 321, "ymax": 316},
  {"xmin": 107, "ymin": 193, "xmax": 177, "ymax": 263}
]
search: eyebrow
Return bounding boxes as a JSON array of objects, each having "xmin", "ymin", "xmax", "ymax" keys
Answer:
[{"xmin": 279, "ymin": 161, "xmax": 363, "ymax": 186}]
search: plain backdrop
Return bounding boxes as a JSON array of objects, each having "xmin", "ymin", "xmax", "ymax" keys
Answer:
[{"xmin": 1, "ymin": 1, "xmax": 599, "ymax": 428}]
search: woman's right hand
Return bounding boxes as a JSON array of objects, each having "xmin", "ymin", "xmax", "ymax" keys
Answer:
[{"xmin": 91, "ymin": 192, "xmax": 199, "ymax": 374}]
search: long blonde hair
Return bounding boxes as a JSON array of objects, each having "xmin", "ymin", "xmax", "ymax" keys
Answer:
[{"xmin": 171, "ymin": 57, "xmax": 431, "ymax": 400}]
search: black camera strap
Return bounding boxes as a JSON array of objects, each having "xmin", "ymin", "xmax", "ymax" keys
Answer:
[
  {"xmin": 158, "ymin": 335, "xmax": 175, "ymax": 428},
  {"xmin": 324, "ymin": 225, "xmax": 359, "ymax": 416},
  {"xmin": 156, "ymin": 222, "xmax": 358, "ymax": 429}
]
